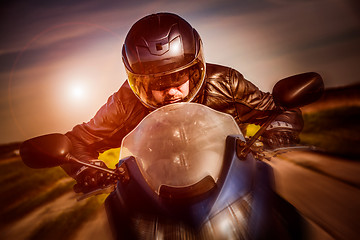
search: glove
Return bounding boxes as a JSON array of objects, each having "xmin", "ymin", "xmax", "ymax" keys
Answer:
[
  {"xmin": 262, "ymin": 121, "xmax": 300, "ymax": 149},
  {"xmin": 73, "ymin": 160, "xmax": 118, "ymax": 193}
]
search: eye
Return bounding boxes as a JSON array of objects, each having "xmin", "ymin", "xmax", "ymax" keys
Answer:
[{"xmin": 191, "ymin": 69, "xmax": 200, "ymax": 80}]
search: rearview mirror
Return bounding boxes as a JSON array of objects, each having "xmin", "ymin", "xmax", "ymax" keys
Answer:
[
  {"xmin": 272, "ymin": 72, "xmax": 324, "ymax": 109},
  {"xmin": 20, "ymin": 133, "xmax": 72, "ymax": 168}
]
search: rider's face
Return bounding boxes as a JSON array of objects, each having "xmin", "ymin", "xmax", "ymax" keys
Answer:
[{"xmin": 152, "ymin": 78, "xmax": 190, "ymax": 105}]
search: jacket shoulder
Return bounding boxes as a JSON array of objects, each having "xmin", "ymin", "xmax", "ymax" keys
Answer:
[
  {"xmin": 203, "ymin": 63, "xmax": 245, "ymax": 99},
  {"xmin": 205, "ymin": 63, "xmax": 233, "ymax": 79},
  {"xmin": 205, "ymin": 63, "xmax": 247, "ymax": 87}
]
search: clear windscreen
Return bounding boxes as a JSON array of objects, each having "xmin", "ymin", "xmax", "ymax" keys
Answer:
[{"xmin": 120, "ymin": 102, "xmax": 242, "ymax": 194}]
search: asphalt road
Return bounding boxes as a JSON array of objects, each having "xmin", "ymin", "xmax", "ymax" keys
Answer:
[{"xmin": 265, "ymin": 149, "xmax": 360, "ymax": 240}]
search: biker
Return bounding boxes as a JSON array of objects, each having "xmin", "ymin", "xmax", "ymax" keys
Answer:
[{"xmin": 62, "ymin": 12, "xmax": 304, "ymax": 192}]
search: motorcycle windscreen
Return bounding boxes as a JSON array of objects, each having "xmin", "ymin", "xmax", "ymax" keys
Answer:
[{"xmin": 120, "ymin": 102, "xmax": 242, "ymax": 194}]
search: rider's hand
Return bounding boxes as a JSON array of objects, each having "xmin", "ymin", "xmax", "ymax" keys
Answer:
[
  {"xmin": 262, "ymin": 121, "xmax": 300, "ymax": 149},
  {"xmin": 73, "ymin": 160, "xmax": 117, "ymax": 193}
]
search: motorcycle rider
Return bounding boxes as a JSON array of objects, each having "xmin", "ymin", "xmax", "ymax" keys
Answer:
[{"xmin": 62, "ymin": 12, "xmax": 304, "ymax": 192}]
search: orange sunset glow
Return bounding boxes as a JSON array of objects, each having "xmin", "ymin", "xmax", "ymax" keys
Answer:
[{"xmin": 1, "ymin": 0, "xmax": 360, "ymax": 144}]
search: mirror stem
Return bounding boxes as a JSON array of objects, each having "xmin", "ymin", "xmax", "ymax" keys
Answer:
[{"xmin": 238, "ymin": 111, "xmax": 280, "ymax": 158}]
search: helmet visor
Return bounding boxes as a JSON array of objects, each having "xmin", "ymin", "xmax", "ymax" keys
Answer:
[{"xmin": 127, "ymin": 53, "xmax": 206, "ymax": 109}]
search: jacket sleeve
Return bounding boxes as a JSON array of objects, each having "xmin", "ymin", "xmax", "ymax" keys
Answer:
[
  {"xmin": 62, "ymin": 81, "xmax": 148, "ymax": 177},
  {"xmin": 228, "ymin": 68, "xmax": 303, "ymax": 131}
]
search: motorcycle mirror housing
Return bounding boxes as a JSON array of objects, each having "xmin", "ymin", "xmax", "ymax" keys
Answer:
[
  {"xmin": 272, "ymin": 72, "xmax": 324, "ymax": 109},
  {"xmin": 238, "ymin": 72, "xmax": 324, "ymax": 158},
  {"xmin": 20, "ymin": 133, "xmax": 72, "ymax": 168}
]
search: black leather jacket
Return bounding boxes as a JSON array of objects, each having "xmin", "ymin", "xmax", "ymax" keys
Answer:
[{"xmin": 64, "ymin": 63, "xmax": 303, "ymax": 175}]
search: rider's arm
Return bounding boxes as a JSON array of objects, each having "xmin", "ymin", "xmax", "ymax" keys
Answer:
[
  {"xmin": 228, "ymin": 67, "xmax": 304, "ymax": 148},
  {"xmin": 61, "ymin": 81, "xmax": 149, "ymax": 178}
]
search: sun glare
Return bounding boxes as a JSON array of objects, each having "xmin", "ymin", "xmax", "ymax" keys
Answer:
[
  {"xmin": 71, "ymin": 84, "xmax": 84, "ymax": 98},
  {"xmin": 68, "ymin": 82, "xmax": 87, "ymax": 101}
]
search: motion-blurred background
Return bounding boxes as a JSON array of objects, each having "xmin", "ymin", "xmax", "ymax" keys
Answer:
[{"xmin": 1, "ymin": 1, "xmax": 359, "ymax": 239}]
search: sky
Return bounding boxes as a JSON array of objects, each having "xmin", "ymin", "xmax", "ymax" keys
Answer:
[{"xmin": 1, "ymin": 0, "xmax": 360, "ymax": 144}]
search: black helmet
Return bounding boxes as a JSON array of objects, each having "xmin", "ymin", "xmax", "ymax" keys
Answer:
[{"xmin": 122, "ymin": 13, "xmax": 206, "ymax": 109}]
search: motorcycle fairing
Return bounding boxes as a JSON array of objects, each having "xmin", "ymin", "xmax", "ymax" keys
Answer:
[
  {"xmin": 105, "ymin": 135, "xmax": 277, "ymax": 239},
  {"xmin": 207, "ymin": 134, "xmax": 256, "ymax": 218}
]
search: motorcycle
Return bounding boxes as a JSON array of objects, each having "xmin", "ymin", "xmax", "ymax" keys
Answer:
[{"xmin": 20, "ymin": 72, "xmax": 324, "ymax": 240}]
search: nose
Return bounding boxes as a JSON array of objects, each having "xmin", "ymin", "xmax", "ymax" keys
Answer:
[{"xmin": 167, "ymin": 87, "xmax": 180, "ymax": 96}]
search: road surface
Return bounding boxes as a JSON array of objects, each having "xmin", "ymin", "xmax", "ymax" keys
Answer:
[{"xmin": 265, "ymin": 149, "xmax": 360, "ymax": 240}]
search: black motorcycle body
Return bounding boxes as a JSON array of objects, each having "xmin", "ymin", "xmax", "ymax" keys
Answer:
[{"xmin": 104, "ymin": 102, "xmax": 304, "ymax": 240}]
